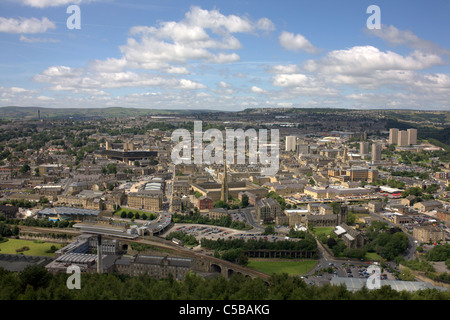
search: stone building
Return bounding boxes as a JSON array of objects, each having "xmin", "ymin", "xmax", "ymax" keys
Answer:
[
  {"xmin": 255, "ymin": 198, "xmax": 282, "ymax": 221},
  {"xmin": 306, "ymin": 205, "xmax": 348, "ymax": 228},
  {"xmin": 114, "ymin": 254, "xmax": 193, "ymax": 281},
  {"xmin": 334, "ymin": 223, "xmax": 367, "ymax": 249},
  {"xmin": 127, "ymin": 190, "xmax": 163, "ymax": 212},
  {"xmin": 413, "ymin": 225, "xmax": 445, "ymax": 243}
]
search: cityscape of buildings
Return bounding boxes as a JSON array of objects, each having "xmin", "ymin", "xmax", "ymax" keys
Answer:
[{"xmin": 0, "ymin": 107, "xmax": 448, "ymax": 301}]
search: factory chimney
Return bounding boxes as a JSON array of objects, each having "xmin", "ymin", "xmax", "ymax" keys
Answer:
[{"xmin": 97, "ymin": 234, "xmax": 102, "ymax": 274}]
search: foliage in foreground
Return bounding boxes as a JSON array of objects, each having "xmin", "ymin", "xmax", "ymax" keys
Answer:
[{"xmin": 0, "ymin": 265, "xmax": 448, "ymax": 300}]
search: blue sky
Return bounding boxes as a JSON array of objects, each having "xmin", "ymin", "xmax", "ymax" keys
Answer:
[{"xmin": 0, "ymin": 0, "xmax": 449, "ymax": 111}]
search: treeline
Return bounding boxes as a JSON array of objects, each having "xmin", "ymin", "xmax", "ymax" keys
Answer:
[
  {"xmin": 0, "ymin": 265, "xmax": 448, "ymax": 300},
  {"xmin": 0, "ymin": 222, "xmax": 19, "ymax": 238},
  {"xmin": 370, "ymin": 178, "xmax": 405, "ymax": 189},
  {"xmin": 391, "ymin": 170, "xmax": 429, "ymax": 180},
  {"xmin": 0, "ymin": 199, "xmax": 37, "ymax": 209},
  {"xmin": 201, "ymin": 235, "xmax": 318, "ymax": 252},
  {"xmin": 12, "ymin": 217, "xmax": 76, "ymax": 229}
]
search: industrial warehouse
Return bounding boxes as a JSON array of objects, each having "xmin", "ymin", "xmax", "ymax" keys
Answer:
[{"xmin": 38, "ymin": 207, "xmax": 100, "ymax": 221}]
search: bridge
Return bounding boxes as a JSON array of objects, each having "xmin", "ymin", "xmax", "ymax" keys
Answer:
[{"xmin": 196, "ymin": 254, "xmax": 271, "ymax": 281}]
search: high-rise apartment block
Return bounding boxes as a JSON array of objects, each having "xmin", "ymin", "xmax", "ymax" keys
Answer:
[
  {"xmin": 360, "ymin": 141, "xmax": 369, "ymax": 155},
  {"xmin": 398, "ymin": 130, "xmax": 409, "ymax": 147},
  {"xmin": 372, "ymin": 143, "xmax": 381, "ymax": 161},
  {"xmin": 389, "ymin": 128, "xmax": 398, "ymax": 144},
  {"xmin": 389, "ymin": 127, "xmax": 418, "ymax": 146},
  {"xmin": 407, "ymin": 128, "xmax": 417, "ymax": 145},
  {"xmin": 285, "ymin": 136, "xmax": 297, "ymax": 152},
  {"xmin": 297, "ymin": 143, "xmax": 310, "ymax": 155}
]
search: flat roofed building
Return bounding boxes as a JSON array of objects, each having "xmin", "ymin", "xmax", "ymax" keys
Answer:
[
  {"xmin": 99, "ymin": 149, "xmax": 157, "ymax": 162},
  {"xmin": 38, "ymin": 206, "xmax": 100, "ymax": 221},
  {"xmin": 331, "ymin": 277, "xmax": 447, "ymax": 292}
]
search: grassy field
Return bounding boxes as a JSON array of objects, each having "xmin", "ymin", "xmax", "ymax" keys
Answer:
[
  {"xmin": 0, "ymin": 239, "xmax": 64, "ymax": 257},
  {"xmin": 365, "ymin": 252, "xmax": 383, "ymax": 261},
  {"xmin": 311, "ymin": 227, "xmax": 335, "ymax": 237},
  {"xmin": 247, "ymin": 259, "xmax": 317, "ymax": 276}
]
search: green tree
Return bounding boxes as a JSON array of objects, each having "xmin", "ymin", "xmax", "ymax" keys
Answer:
[
  {"xmin": 107, "ymin": 163, "xmax": 117, "ymax": 174},
  {"xmin": 214, "ymin": 200, "xmax": 229, "ymax": 209},
  {"xmin": 240, "ymin": 194, "xmax": 249, "ymax": 208},
  {"xmin": 19, "ymin": 164, "xmax": 30, "ymax": 174},
  {"xmin": 263, "ymin": 225, "xmax": 275, "ymax": 235},
  {"xmin": 19, "ymin": 265, "xmax": 51, "ymax": 290}
]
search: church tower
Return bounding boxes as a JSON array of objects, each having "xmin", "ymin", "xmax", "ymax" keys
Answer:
[
  {"xmin": 337, "ymin": 205, "xmax": 348, "ymax": 225},
  {"xmin": 342, "ymin": 146, "xmax": 348, "ymax": 162}
]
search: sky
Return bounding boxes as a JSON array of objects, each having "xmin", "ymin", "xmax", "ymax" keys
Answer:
[{"xmin": 0, "ymin": 0, "xmax": 449, "ymax": 111}]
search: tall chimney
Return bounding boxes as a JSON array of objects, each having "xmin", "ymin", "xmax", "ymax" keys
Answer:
[{"xmin": 97, "ymin": 234, "xmax": 102, "ymax": 274}]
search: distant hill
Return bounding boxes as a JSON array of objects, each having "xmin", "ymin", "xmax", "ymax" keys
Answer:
[{"xmin": 0, "ymin": 106, "xmax": 218, "ymax": 120}]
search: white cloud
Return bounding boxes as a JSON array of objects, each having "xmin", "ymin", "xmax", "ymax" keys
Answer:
[
  {"xmin": 33, "ymin": 66, "xmax": 206, "ymax": 94},
  {"xmin": 367, "ymin": 24, "xmax": 450, "ymax": 55},
  {"xmin": 36, "ymin": 95, "xmax": 55, "ymax": 101},
  {"xmin": 250, "ymin": 86, "xmax": 266, "ymax": 93},
  {"xmin": 218, "ymin": 81, "xmax": 230, "ymax": 88},
  {"xmin": 270, "ymin": 64, "xmax": 301, "ymax": 74},
  {"xmin": 120, "ymin": 6, "xmax": 275, "ymax": 70},
  {"xmin": 271, "ymin": 73, "xmax": 308, "ymax": 87},
  {"xmin": 19, "ymin": 35, "xmax": 59, "ymax": 43},
  {"xmin": 30, "ymin": 6, "xmax": 275, "ymax": 102},
  {"xmin": 0, "ymin": 86, "xmax": 36, "ymax": 97},
  {"xmin": 0, "ymin": 17, "xmax": 55, "ymax": 34},
  {"xmin": 185, "ymin": 6, "xmax": 259, "ymax": 34},
  {"xmin": 256, "ymin": 17, "xmax": 276, "ymax": 32},
  {"xmin": 303, "ymin": 46, "xmax": 443, "ymax": 76},
  {"xmin": 279, "ymin": 31, "xmax": 319, "ymax": 54}
]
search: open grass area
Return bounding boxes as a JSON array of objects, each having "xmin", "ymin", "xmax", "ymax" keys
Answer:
[
  {"xmin": 365, "ymin": 252, "xmax": 383, "ymax": 261},
  {"xmin": 311, "ymin": 227, "xmax": 335, "ymax": 237},
  {"xmin": 0, "ymin": 238, "xmax": 64, "ymax": 257},
  {"xmin": 247, "ymin": 259, "xmax": 317, "ymax": 276}
]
